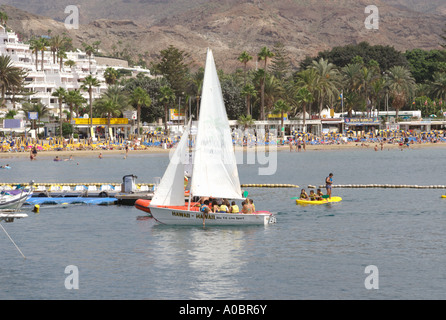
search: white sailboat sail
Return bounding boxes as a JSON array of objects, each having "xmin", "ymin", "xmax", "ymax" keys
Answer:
[
  {"xmin": 191, "ymin": 49, "xmax": 243, "ymax": 200},
  {"xmin": 150, "ymin": 121, "xmax": 191, "ymax": 206}
]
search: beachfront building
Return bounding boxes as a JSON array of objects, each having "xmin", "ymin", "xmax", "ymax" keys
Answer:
[
  {"xmin": 0, "ymin": 25, "xmax": 151, "ymax": 138},
  {"xmin": 228, "ymin": 108, "xmax": 445, "ymax": 141}
]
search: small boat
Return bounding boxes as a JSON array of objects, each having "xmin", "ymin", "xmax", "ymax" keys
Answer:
[
  {"xmin": 0, "ymin": 212, "xmax": 28, "ymax": 223},
  {"xmin": 0, "ymin": 187, "xmax": 34, "ymax": 210},
  {"xmin": 140, "ymin": 49, "xmax": 275, "ymax": 226},
  {"xmin": 296, "ymin": 196, "xmax": 343, "ymax": 205},
  {"xmin": 135, "ymin": 199, "xmax": 152, "ymax": 214},
  {"xmin": 441, "ymin": 195, "xmax": 446, "ymax": 199}
]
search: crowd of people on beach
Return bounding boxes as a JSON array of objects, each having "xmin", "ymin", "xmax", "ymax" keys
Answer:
[{"xmin": 1, "ymin": 128, "xmax": 446, "ymax": 155}]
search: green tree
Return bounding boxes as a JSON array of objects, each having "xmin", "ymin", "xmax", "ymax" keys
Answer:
[
  {"xmin": 39, "ymin": 37, "xmax": 48, "ymax": 71},
  {"xmin": 0, "ymin": 55, "xmax": 25, "ymax": 106},
  {"xmin": 82, "ymin": 43, "xmax": 95, "ymax": 73},
  {"xmin": 5, "ymin": 109, "xmax": 16, "ymax": 119},
  {"xmin": 189, "ymin": 67, "xmax": 204, "ymax": 120},
  {"xmin": 301, "ymin": 42, "xmax": 408, "ymax": 71},
  {"xmin": 237, "ymin": 114, "xmax": 254, "ymax": 130},
  {"xmin": 220, "ymin": 74, "xmax": 245, "ymax": 120},
  {"xmin": 64, "ymin": 59, "xmax": 76, "ymax": 69},
  {"xmin": 241, "ymin": 83, "xmax": 257, "ymax": 116},
  {"xmin": 257, "ymin": 47, "xmax": 274, "ymax": 120},
  {"xmin": 263, "ymin": 75, "xmax": 283, "ymax": 115},
  {"xmin": 21, "ymin": 102, "xmax": 49, "ymax": 130},
  {"xmin": 429, "ymin": 72, "xmax": 446, "ymax": 102},
  {"xmin": 387, "ymin": 66, "xmax": 416, "ymax": 120},
  {"xmin": 273, "ymin": 99, "xmax": 291, "ymax": 137},
  {"xmin": 237, "ymin": 51, "xmax": 253, "ymax": 86},
  {"xmin": 0, "ymin": 11, "xmax": 9, "ymax": 26},
  {"xmin": 52, "ymin": 87, "xmax": 67, "ymax": 137},
  {"xmin": 81, "ymin": 75, "xmax": 101, "ymax": 137},
  {"xmin": 158, "ymin": 85, "xmax": 176, "ymax": 132},
  {"xmin": 293, "ymin": 68, "xmax": 319, "ymax": 119},
  {"xmin": 270, "ymin": 42, "xmax": 291, "ymax": 80},
  {"xmin": 29, "ymin": 37, "xmax": 46, "ymax": 71},
  {"xmin": 64, "ymin": 89, "xmax": 86, "ymax": 120},
  {"xmin": 311, "ymin": 58, "xmax": 340, "ymax": 118},
  {"xmin": 104, "ymin": 67, "xmax": 119, "ymax": 85},
  {"xmin": 123, "ymin": 76, "xmax": 169, "ymax": 123},
  {"xmin": 404, "ymin": 49, "xmax": 446, "ymax": 83},
  {"xmin": 295, "ymin": 87, "xmax": 314, "ymax": 132},
  {"xmin": 130, "ymin": 87, "xmax": 151, "ymax": 136},
  {"xmin": 49, "ymin": 35, "xmax": 65, "ymax": 65},
  {"xmin": 154, "ymin": 45, "xmax": 190, "ymax": 96},
  {"xmin": 94, "ymin": 86, "xmax": 127, "ymax": 139},
  {"xmin": 57, "ymin": 49, "xmax": 67, "ymax": 71}
]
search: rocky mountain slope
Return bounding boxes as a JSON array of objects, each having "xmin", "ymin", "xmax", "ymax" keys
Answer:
[{"xmin": 1, "ymin": 0, "xmax": 445, "ymax": 72}]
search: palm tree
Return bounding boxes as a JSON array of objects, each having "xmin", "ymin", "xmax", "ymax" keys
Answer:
[
  {"xmin": 82, "ymin": 43, "xmax": 95, "ymax": 73},
  {"xmin": 81, "ymin": 75, "xmax": 101, "ymax": 137},
  {"xmin": 21, "ymin": 102, "xmax": 49, "ymax": 131},
  {"xmin": 341, "ymin": 63, "xmax": 363, "ymax": 117},
  {"xmin": 130, "ymin": 87, "xmax": 151, "ymax": 137},
  {"xmin": 429, "ymin": 72, "xmax": 446, "ymax": 102},
  {"xmin": 29, "ymin": 37, "xmax": 45, "ymax": 71},
  {"xmin": 387, "ymin": 66, "xmax": 416, "ymax": 120},
  {"xmin": 241, "ymin": 83, "xmax": 257, "ymax": 115},
  {"xmin": 369, "ymin": 76, "xmax": 387, "ymax": 114},
  {"xmin": 57, "ymin": 49, "xmax": 67, "ymax": 71},
  {"xmin": 295, "ymin": 87, "xmax": 314, "ymax": 132},
  {"xmin": 0, "ymin": 55, "xmax": 26, "ymax": 107},
  {"xmin": 343, "ymin": 91, "xmax": 363, "ymax": 118},
  {"xmin": 253, "ymin": 68, "xmax": 266, "ymax": 120},
  {"xmin": 190, "ymin": 67, "xmax": 204, "ymax": 119},
  {"xmin": 64, "ymin": 59, "xmax": 76, "ymax": 69},
  {"xmin": 311, "ymin": 58, "xmax": 340, "ymax": 119},
  {"xmin": 238, "ymin": 51, "xmax": 253, "ymax": 113},
  {"xmin": 52, "ymin": 87, "xmax": 67, "ymax": 137},
  {"xmin": 104, "ymin": 67, "xmax": 119, "ymax": 85},
  {"xmin": 64, "ymin": 89, "xmax": 86, "ymax": 120},
  {"xmin": 49, "ymin": 35, "xmax": 64, "ymax": 64},
  {"xmin": 263, "ymin": 75, "xmax": 283, "ymax": 114},
  {"xmin": 294, "ymin": 68, "xmax": 319, "ymax": 119},
  {"xmin": 39, "ymin": 37, "xmax": 48, "ymax": 71},
  {"xmin": 237, "ymin": 114, "xmax": 255, "ymax": 130},
  {"xmin": 5, "ymin": 109, "xmax": 16, "ymax": 119},
  {"xmin": 273, "ymin": 99, "xmax": 291, "ymax": 137},
  {"xmin": 237, "ymin": 51, "xmax": 253, "ymax": 86},
  {"xmin": 359, "ymin": 66, "xmax": 378, "ymax": 116},
  {"xmin": 94, "ymin": 86, "xmax": 127, "ymax": 139},
  {"xmin": 257, "ymin": 47, "xmax": 274, "ymax": 120},
  {"xmin": 158, "ymin": 85, "xmax": 175, "ymax": 132},
  {"xmin": 8, "ymin": 75, "xmax": 27, "ymax": 109}
]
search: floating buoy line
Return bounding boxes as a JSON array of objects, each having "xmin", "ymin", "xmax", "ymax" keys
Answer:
[
  {"xmin": 2, "ymin": 183, "xmax": 446, "ymax": 190},
  {"xmin": 318, "ymin": 184, "xmax": 446, "ymax": 189}
]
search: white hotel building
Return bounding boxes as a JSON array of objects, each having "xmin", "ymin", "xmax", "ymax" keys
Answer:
[{"xmin": 0, "ymin": 25, "xmax": 150, "ymax": 130}]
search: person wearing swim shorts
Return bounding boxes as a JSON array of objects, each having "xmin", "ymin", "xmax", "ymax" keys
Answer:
[{"xmin": 325, "ymin": 173, "xmax": 333, "ymax": 199}]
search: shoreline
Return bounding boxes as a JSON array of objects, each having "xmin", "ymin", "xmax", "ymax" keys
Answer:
[{"xmin": 0, "ymin": 142, "xmax": 445, "ymax": 159}]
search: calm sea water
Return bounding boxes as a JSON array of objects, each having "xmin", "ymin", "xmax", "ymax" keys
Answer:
[{"xmin": 0, "ymin": 147, "xmax": 445, "ymax": 299}]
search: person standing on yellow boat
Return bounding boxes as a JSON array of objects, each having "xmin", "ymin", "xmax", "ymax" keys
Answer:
[{"xmin": 325, "ymin": 173, "xmax": 334, "ymax": 199}]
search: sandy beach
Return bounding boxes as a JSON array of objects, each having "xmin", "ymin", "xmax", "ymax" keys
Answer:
[{"xmin": 0, "ymin": 142, "xmax": 445, "ymax": 159}]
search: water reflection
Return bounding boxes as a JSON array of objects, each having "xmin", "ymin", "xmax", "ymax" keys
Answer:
[{"xmin": 144, "ymin": 223, "xmax": 260, "ymax": 299}]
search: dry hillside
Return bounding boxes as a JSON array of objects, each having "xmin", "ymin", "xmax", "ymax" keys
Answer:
[{"xmin": 1, "ymin": 0, "xmax": 445, "ymax": 71}]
